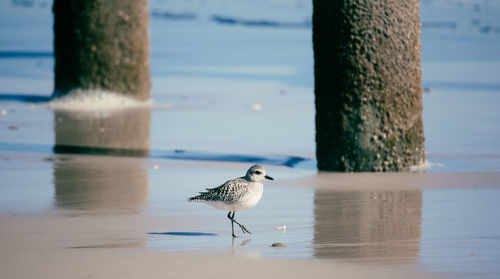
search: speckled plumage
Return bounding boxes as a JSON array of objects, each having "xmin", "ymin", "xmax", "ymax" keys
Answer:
[
  {"xmin": 190, "ymin": 177, "xmax": 255, "ymax": 203},
  {"xmin": 188, "ymin": 164, "xmax": 274, "ymax": 237}
]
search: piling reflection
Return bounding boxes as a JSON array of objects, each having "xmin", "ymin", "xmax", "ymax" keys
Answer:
[
  {"xmin": 53, "ymin": 108, "xmax": 150, "ymax": 156},
  {"xmin": 313, "ymin": 190, "xmax": 422, "ymax": 261},
  {"xmin": 53, "ymin": 157, "xmax": 149, "ymax": 211},
  {"xmin": 52, "ymin": 108, "xmax": 151, "ymax": 211}
]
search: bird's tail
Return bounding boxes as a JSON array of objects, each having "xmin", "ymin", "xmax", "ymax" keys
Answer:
[
  {"xmin": 188, "ymin": 190, "xmax": 210, "ymax": 202},
  {"xmin": 188, "ymin": 196, "xmax": 202, "ymax": 202}
]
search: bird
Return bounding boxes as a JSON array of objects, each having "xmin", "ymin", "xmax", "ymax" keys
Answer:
[{"xmin": 188, "ymin": 164, "xmax": 274, "ymax": 237}]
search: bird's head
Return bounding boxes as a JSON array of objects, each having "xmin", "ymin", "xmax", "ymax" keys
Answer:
[{"xmin": 246, "ymin": 164, "xmax": 274, "ymax": 182}]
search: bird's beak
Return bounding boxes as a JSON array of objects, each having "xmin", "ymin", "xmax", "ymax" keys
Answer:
[{"xmin": 265, "ymin": 175, "xmax": 274, "ymax": 180}]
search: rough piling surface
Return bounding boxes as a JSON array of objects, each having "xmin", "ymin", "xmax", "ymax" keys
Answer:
[
  {"xmin": 313, "ymin": 0, "xmax": 425, "ymax": 171},
  {"xmin": 53, "ymin": 0, "xmax": 151, "ymax": 100}
]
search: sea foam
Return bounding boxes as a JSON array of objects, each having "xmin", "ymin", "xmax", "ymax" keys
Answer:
[
  {"xmin": 48, "ymin": 89, "xmax": 152, "ymax": 110},
  {"xmin": 410, "ymin": 160, "xmax": 445, "ymax": 172}
]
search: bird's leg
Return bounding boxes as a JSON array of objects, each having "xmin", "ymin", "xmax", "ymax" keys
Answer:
[
  {"xmin": 227, "ymin": 211, "xmax": 236, "ymax": 237},
  {"xmin": 231, "ymin": 212, "xmax": 252, "ymax": 234}
]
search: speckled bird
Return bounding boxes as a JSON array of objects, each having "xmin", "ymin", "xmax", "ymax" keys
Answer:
[{"xmin": 188, "ymin": 164, "xmax": 274, "ymax": 237}]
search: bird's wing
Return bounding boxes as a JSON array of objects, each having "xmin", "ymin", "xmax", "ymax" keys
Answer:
[{"xmin": 190, "ymin": 177, "xmax": 248, "ymax": 202}]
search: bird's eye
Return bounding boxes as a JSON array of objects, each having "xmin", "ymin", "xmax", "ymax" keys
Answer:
[{"xmin": 255, "ymin": 171, "xmax": 262, "ymax": 175}]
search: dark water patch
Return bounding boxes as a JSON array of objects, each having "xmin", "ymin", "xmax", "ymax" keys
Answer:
[
  {"xmin": 53, "ymin": 145, "xmax": 150, "ymax": 157},
  {"xmin": 151, "ymin": 10, "xmax": 197, "ymax": 21},
  {"xmin": 153, "ymin": 149, "xmax": 310, "ymax": 168},
  {"xmin": 0, "ymin": 51, "xmax": 53, "ymax": 58},
  {"xmin": 211, "ymin": 15, "xmax": 311, "ymax": 29},
  {"xmin": 479, "ymin": 25, "xmax": 491, "ymax": 34},
  {"xmin": 149, "ymin": 232, "xmax": 217, "ymax": 236},
  {"xmin": 0, "ymin": 142, "xmax": 312, "ymax": 168},
  {"xmin": 11, "ymin": 0, "xmax": 34, "ymax": 8},
  {"xmin": 0, "ymin": 94, "xmax": 51, "ymax": 103},
  {"xmin": 283, "ymin": 156, "xmax": 308, "ymax": 168}
]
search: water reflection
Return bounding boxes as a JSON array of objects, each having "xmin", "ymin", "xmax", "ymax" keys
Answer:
[
  {"xmin": 52, "ymin": 108, "xmax": 151, "ymax": 211},
  {"xmin": 53, "ymin": 157, "xmax": 149, "ymax": 211},
  {"xmin": 53, "ymin": 108, "xmax": 150, "ymax": 156},
  {"xmin": 313, "ymin": 190, "xmax": 422, "ymax": 261}
]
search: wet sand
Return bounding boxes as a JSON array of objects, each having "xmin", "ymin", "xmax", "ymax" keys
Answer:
[
  {"xmin": 1, "ymin": 151, "xmax": 500, "ymax": 278},
  {"xmin": 1, "ymin": 206, "xmax": 438, "ymax": 279}
]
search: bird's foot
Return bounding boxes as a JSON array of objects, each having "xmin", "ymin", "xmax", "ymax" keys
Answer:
[{"xmin": 238, "ymin": 224, "xmax": 252, "ymax": 234}]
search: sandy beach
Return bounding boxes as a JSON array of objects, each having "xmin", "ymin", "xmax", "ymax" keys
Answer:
[
  {"xmin": 2, "ymin": 0, "xmax": 500, "ymax": 278},
  {"xmin": 1, "ymin": 209, "xmax": 437, "ymax": 279}
]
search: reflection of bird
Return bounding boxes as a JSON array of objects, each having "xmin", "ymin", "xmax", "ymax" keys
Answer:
[{"xmin": 189, "ymin": 164, "xmax": 274, "ymax": 237}]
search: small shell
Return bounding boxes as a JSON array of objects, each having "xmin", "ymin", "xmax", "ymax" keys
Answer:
[
  {"xmin": 275, "ymin": 225, "xmax": 287, "ymax": 231},
  {"xmin": 252, "ymin": 104, "xmax": 263, "ymax": 111}
]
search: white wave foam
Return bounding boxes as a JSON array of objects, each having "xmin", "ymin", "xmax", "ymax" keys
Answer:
[
  {"xmin": 410, "ymin": 160, "xmax": 445, "ymax": 172},
  {"xmin": 48, "ymin": 89, "xmax": 152, "ymax": 110}
]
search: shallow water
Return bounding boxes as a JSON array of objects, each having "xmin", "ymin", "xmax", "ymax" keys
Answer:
[{"xmin": 2, "ymin": 149, "xmax": 500, "ymax": 278}]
